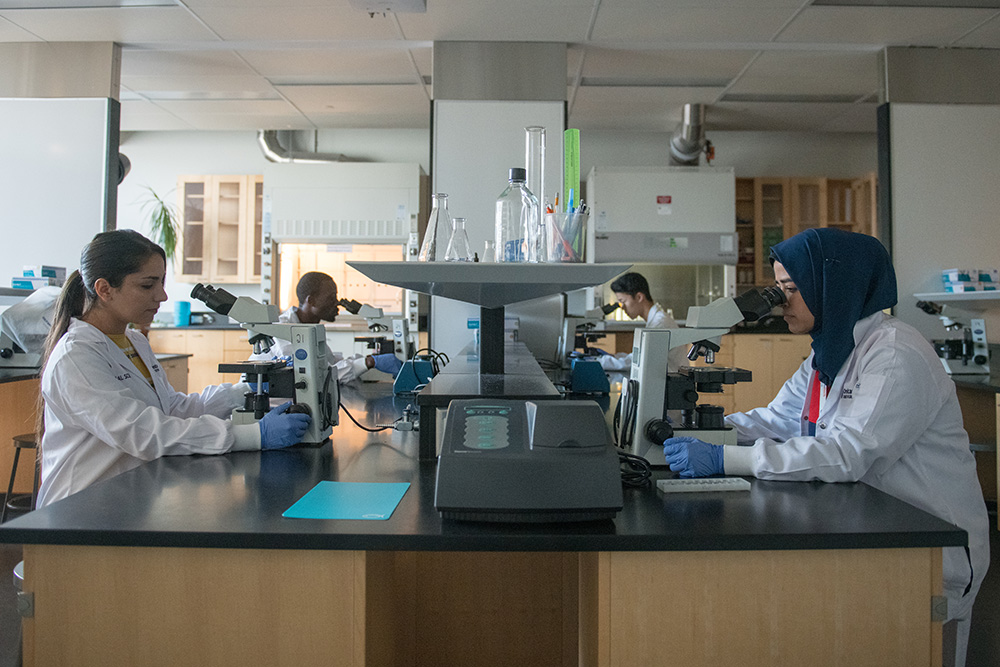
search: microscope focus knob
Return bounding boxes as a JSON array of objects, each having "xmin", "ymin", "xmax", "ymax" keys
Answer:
[
  {"xmin": 294, "ymin": 380, "xmax": 307, "ymax": 390},
  {"xmin": 974, "ymin": 354, "xmax": 988, "ymax": 365},
  {"xmin": 645, "ymin": 419, "xmax": 674, "ymax": 444},
  {"xmin": 0, "ymin": 348, "xmax": 12, "ymax": 359}
]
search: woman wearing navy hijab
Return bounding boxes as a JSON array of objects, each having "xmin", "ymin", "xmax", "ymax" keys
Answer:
[{"xmin": 663, "ymin": 228, "xmax": 989, "ymax": 666}]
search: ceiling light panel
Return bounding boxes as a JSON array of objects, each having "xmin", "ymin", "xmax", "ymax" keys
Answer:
[
  {"xmin": 0, "ymin": 0, "xmax": 175, "ymax": 7},
  {"xmin": 813, "ymin": 0, "xmax": 1000, "ymax": 7}
]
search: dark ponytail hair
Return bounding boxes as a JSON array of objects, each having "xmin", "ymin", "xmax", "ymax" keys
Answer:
[{"xmin": 37, "ymin": 230, "xmax": 165, "ymax": 436}]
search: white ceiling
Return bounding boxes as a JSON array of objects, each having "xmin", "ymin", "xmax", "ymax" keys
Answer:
[{"xmin": 2, "ymin": 0, "xmax": 999, "ymax": 133}]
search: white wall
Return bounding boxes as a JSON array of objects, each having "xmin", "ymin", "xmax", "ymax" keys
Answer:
[
  {"xmin": 113, "ymin": 127, "xmax": 877, "ymax": 319},
  {"xmin": 0, "ymin": 98, "xmax": 114, "ymax": 285},
  {"xmin": 888, "ymin": 104, "xmax": 1000, "ymax": 342},
  {"xmin": 116, "ymin": 129, "xmax": 429, "ymax": 312}
]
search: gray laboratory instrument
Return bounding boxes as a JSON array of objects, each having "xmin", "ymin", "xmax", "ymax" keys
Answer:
[
  {"xmin": 192, "ymin": 283, "xmax": 338, "ymax": 445},
  {"xmin": 434, "ymin": 399, "xmax": 623, "ymax": 522}
]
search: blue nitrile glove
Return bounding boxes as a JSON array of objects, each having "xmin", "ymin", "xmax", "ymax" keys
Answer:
[
  {"xmin": 662, "ymin": 437, "xmax": 725, "ymax": 478},
  {"xmin": 258, "ymin": 401, "xmax": 311, "ymax": 450},
  {"xmin": 372, "ymin": 353, "xmax": 404, "ymax": 378}
]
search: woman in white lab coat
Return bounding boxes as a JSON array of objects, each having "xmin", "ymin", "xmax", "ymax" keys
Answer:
[
  {"xmin": 37, "ymin": 230, "xmax": 310, "ymax": 508},
  {"xmin": 661, "ymin": 228, "xmax": 989, "ymax": 667}
]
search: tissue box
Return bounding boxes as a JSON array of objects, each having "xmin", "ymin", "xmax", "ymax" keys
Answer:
[
  {"xmin": 977, "ymin": 269, "xmax": 998, "ymax": 283},
  {"xmin": 12, "ymin": 276, "xmax": 57, "ymax": 289},
  {"xmin": 942, "ymin": 269, "xmax": 973, "ymax": 283},
  {"xmin": 944, "ymin": 281, "xmax": 997, "ymax": 292},
  {"xmin": 23, "ymin": 265, "xmax": 67, "ymax": 285}
]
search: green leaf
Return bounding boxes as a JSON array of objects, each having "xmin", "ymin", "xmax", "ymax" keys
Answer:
[{"xmin": 139, "ymin": 185, "xmax": 179, "ymax": 261}]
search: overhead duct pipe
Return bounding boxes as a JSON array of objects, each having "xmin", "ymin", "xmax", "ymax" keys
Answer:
[
  {"xmin": 257, "ymin": 130, "xmax": 359, "ymax": 163},
  {"xmin": 668, "ymin": 104, "xmax": 710, "ymax": 166}
]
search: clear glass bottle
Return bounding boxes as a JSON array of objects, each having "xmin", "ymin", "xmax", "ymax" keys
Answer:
[
  {"xmin": 444, "ymin": 217, "xmax": 473, "ymax": 262},
  {"xmin": 495, "ymin": 168, "xmax": 538, "ymax": 263},
  {"xmin": 418, "ymin": 193, "xmax": 451, "ymax": 262},
  {"xmin": 524, "ymin": 127, "xmax": 547, "ymax": 263}
]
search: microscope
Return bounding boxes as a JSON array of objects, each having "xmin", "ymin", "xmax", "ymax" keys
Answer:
[
  {"xmin": 337, "ymin": 298, "xmax": 412, "ymax": 361},
  {"xmin": 916, "ymin": 300, "xmax": 990, "ymax": 375},
  {"xmin": 619, "ymin": 287, "xmax": 786, "ymax": 465},
  {"xmin": 191, "ymin": 284, "xmax": 338, "ymax": 445}
]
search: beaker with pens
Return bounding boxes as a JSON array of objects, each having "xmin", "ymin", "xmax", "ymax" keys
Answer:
[{"xmin": 545, "ymin": 210, "xmax": 588, "ymax": 262}]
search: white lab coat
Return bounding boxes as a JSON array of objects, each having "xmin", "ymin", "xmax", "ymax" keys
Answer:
[
  {"xmin": 247, "ymin": 307, "xmax": 369, "ymax": 384},
  {"xmin": 723, "ymin": 312, "xmax": 989, "ymax": 624},
  {"xmin": 38, "ymin": 319, "xmax": 258, "ymax": 508},
  {"xmin": 597, "ymin": 303, "xmax": 687, "ymax": 372}
]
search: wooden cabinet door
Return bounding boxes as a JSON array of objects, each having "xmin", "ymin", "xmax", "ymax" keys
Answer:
[
  {"xmin": 159, "ymin": 357, "xmax": 189, "ymax": 393},
  {"xmin": 789, "ymin": 177, "xmax": 827, "ymax": 238},
  {"xmin": 753, "ymin": 178, "xmax": 790, "ymax": 286},
  {"xmin": 184, "ymin": 330, "xmax": 226, "ymax": 393},
  {"xmin": 772, "ymin": 335, "xmax": 812, "ymax": 389},
  {"xmin": 221, "ymin": 329, "xmax": 252, "ymax": 384},
  {"xmin": 147, "ymin": 330, "xmax": 187, "ymax": 354},
  {"xmin": 245, "ymin": 175, "xmax": 264, "ymax": 283},
  {"xmin": 732, "ymin": 335, "xmax": 775, "ymax": 413},
  {"xmin": 176, "ymin": 177, "xmax": 210, "ymax": 282},
  {"xmin": 209, "ymin": 175, "xmax": 250, "ymax": 283}
]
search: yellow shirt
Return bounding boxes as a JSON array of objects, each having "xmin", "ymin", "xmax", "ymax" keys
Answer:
[{"xmin": 108, "ymin": 333, "xmax": 153, "ymax": 386}]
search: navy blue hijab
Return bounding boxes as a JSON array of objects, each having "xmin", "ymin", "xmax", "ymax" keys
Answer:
[{"xmin": 769, "ymin": 228, "xmax": 897, "ymax": 387}]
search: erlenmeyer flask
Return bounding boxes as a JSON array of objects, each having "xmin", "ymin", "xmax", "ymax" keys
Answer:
[
  {"xmin": 444, "ymin": 217, "xmax": 473, "ymax": 262},
  {"xmin": 418, "ymin": 193, "xmax": 451, "ymax": 261}
]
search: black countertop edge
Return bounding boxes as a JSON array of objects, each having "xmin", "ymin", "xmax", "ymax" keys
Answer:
[
  {"xmin": 2, "ymin": 528, "xmax": 965, "ymax": 552},
  {"xmin": 0, "ymin": 370, "xmax": 38, "ymax": 384},
  {"xmin": 951, "ymin": 374, "xmax": 1000, "ymax": 393}
]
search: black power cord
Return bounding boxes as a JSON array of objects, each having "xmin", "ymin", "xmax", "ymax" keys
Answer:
[
  {"xmin": 338, "ymin": 401, "xmax": 392, "ymax": 433},
  {"xmin": 619, "ymin": 450, "xmax": 652, "ymax": 487}
]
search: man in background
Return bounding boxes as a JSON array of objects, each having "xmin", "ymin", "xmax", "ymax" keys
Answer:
[
  {"xmin": 595, "ymin": 272, "xmax": 686, "ymax": 373},
  {"xmin": 250, "ymin": 271, "xmax": 402, "ymax": 382}
]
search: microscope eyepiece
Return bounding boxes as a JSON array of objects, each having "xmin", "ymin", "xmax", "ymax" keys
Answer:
[
  {"xmin": 338, "ymin": 298, "xmax": 363, "ymax": 315},
  {"xmin": 733, "ymin": 286, "xmax": 787, "ymax": 322},
  {"xmin": 191, "ymin": 283, "xmax": 237, "ymax": 316},
  {"xmin": 601, "ymin": 302, "xmax": 619, "ymax": 315}
]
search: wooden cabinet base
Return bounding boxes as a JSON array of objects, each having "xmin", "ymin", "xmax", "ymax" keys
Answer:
[{"xmin": 22, "ymin": 545, "xmax": 941, "ymax": 667}]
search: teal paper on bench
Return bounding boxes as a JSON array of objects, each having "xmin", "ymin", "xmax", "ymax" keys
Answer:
[{"xmin": 282, "ymin": 481, "xmax": 410, "ymax": 520}]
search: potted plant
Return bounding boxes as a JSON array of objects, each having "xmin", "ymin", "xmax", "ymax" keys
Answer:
[{"xmin": 140, "ymin": 186, "xmax": 180, "ymax": 262}]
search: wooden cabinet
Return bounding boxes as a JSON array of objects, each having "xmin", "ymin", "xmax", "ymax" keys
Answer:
[
  {"xmin": 0, "ymin": 378, "xmax": 40, "ymax": 494},
  {"xmin": 729, "ymin": 333, "xmax": 812, "ymax": 414},
  {"xmin": 735, "ymin": 174, "xmax": 876, "ymax": 289},
  {"xmin": 158, "ymin": 356, "xmax": 189, "ymax": 393},
  {"xmin": 176, "ymin": 175, "xmax": 263, "ymax": 284},
  {"xmin": 148, "ymin": 329, "xmax": 252, "ymax": 394}
]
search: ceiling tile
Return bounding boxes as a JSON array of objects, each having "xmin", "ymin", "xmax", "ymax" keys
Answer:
[
  {"xmin": 121, "ymin": 49, "xmax": 256, "ymax": 76},
  {"xmin": 776, "ymin": 6, "xmax": 998, "ymax": 45},
  {"xmin": 396, "ymin": 0, "xmax": 596, "ymax": 42},
  {"xmin": 239, "ymin": 47, "xmax": 416, "ymax": 82},
  {"xmin": 0, "ymin": 16, "xmax": 42, "ymax": 41},
  {"xmin": 580, "ymin": 47, "xmax": 755, "ymax": 84},
  {"xmin": 276, "ymin": 82, "xmax": 428, "ymax": 113},
  {"xmin": 122, "ymin": 74, "xmax": 278, "ymax": 95},
  {"xmin": 120, "ymin": 99, "xmax": 197, "ymax": 131},
  {"xmin": 190, "ymin": 5, "xmax": 399, "ymax": 41},
  {"xmin": 708, "ymin": 100, "xmax": 863, "ymax": 131},
  {"xmin": 954, "ymin": 12, "xmax": 1000, "ymax": 46},
  {"xmin": 590, "ymin": 5, "xmax": 797, "ymax": 42},
  {"xmin": 728, "ymin": 50, "xmax": 879, "ymax": 97},
  {"xmin": 817, "ymin": 102, "xmax": 879, "ymax": 133},
  {"xmin": 0, "ymin": 7, "xmax": 219, "ymax": 42}
]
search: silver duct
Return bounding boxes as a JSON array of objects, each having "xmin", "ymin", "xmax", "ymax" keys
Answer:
[
  {"xmin": 668, "ymin": 104, "xmax": 707, "ymax": 166},
  {"xmin": 257, "ymin": 130, "xmax": 358, "ymax": 163}
]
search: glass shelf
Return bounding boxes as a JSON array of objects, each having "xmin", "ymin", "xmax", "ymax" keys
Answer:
[
  {"xmin": 914, "ymin": 292, "xmax": 1000, "ymax": 311},
  {"xmin": 347, "ymin": 261, "xmax": 631, "ymax": 309}
]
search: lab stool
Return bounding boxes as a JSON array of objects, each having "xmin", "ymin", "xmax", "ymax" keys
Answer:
[{"xmin": 2, "ymin": 433, "xmax": 39, "ymax": 523}]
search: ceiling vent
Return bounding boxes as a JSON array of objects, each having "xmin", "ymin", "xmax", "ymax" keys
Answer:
[
  {"xmin": 257, "ymin": 130, "xmax": 359, "ymax": 164},
  {"xmin": 669, "ymin": 103, "xmax": 712, "ymax": 167},
  {"xmin": 348, "ymin": 0, "xmax": 426, "ymax": 13}
]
